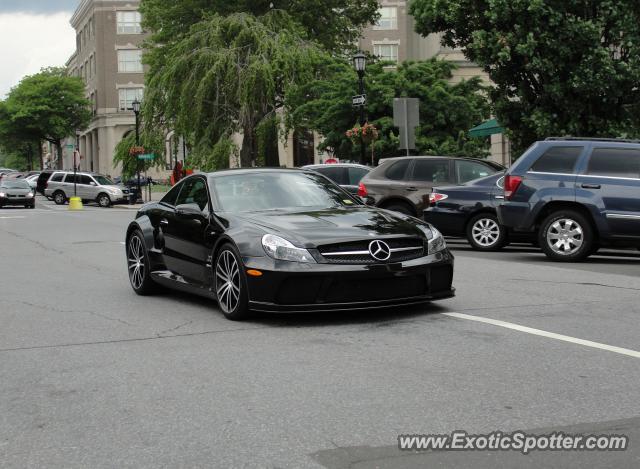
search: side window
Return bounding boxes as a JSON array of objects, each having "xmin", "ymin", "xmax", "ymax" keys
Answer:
[
  {"xmin": 176, "ymin": 177, "xmax": 209, "ymax": 211},
  {"xmin": 50, "ymin": 173, "xmax": 64, "ymax": 182},
  {"xmin": 64, "ymin": 174, "xmax": 76, "ymax": 183},
  {"xmin": 456, "ymin": 160, "xmax": 495, "ymax": 183},
  {"xmin": 347, "ymin": 167, "xmax": 369, "ymax": 185},
  {"xmin": 161, "ymin": 181, "xmax": 183, "ymax": 207},
  {"xmin": 411, "ymin": 160, "xmax": 451, "ymax": 183},
  {"xmin": 316, "ymin": 167, "xmax": 348, "ymax": 185},
  {"xmin": 530, "ymin": 146, "xmax": 582, "ymax": 173},
  {"xmin": 385, "ymin": 160, "xmax": 411, "ymax": 180},
  {"xmin": 586, "ymin": 148, "xmax": 640, "ymax": 178},
  {"xmin": 79, "ymin": 175, "xmax": 93, "ymax": 185}
]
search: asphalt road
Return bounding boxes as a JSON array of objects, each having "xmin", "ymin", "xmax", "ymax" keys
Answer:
[{"xmin": 1, "ymin": 198, "xmax": 639, "ymax": 468}]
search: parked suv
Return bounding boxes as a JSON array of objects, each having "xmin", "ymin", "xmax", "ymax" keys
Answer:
[
  {"xmin": 358, "ymin": 156, "xmax": 503, "ymax": 216},
  {"xmin": 44, "ymin": 171, "xmax": 129, "ymax": 207},
  {"xmin": 302, "ymin": 163, "xmax": 371, "ymax": 194},
  {"xmin": 498, "ymin": 138, "xmax": 640, "ymax": 261}
]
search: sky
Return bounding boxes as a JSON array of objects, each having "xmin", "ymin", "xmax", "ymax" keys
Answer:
[{"xmin": 0, "ymin": 0, "xmax": 80, "ymax": 98}]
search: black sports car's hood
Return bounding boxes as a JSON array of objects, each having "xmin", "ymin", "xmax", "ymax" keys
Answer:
[{"xmin": 235, "ymin": 206, "xmax": 428, "ymax": 247}]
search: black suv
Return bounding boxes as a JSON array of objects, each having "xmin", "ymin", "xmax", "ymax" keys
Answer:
[{"xmin": 498, "ymin": 138, "xmax": 640, "ymax": 261}]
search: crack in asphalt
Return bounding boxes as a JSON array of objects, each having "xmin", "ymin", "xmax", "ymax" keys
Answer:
[
  {"xmin": 8, "ymin": 300, "xmax": 136, "ymax": 327},
  {"xmin": 0, "ymin": 326, "xmax": 272, "ymax": 354},
  {"xmin": 512, "ymin": 278, "xmax": 640, "ymax": 291},
  {"xmin": 156, "ymin": 320, "xmax": 194, "ymax": 337}
]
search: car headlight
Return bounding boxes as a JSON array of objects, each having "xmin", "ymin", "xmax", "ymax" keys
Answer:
[
  {"xmin": 262, "ymin": 234, "xmax": 316, "ymax": 263},
  {"xmin": 427, "ymin": 226, "xmax": 447, "ymax": 254},
  {"xmin": 0, "ymin": 192, "xmax": 5, "ymax": 197},
  {"xmin": 27, "ymin": 192, "xmax": 34, "ymax": 198}
]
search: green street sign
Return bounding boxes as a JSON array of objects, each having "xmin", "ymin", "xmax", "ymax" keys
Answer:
[
  {"xmin": 137, "ymin": 153, "xmax": 155, "ymax": 160},
  {"xmin": 65, "ymin": 144, "xmax": 75, "ymax": 149}
]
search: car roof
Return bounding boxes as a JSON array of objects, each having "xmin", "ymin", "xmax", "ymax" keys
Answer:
[
  {"xmin": 302, "ymin": 163, "xmax": 370, "ymax": 169},
  {"xmin": 207, "ymin": 167, "xmax": 310, "ymax": 178}
]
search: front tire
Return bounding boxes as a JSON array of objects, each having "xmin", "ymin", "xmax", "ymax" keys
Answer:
[
  {"xmin": 53, "ymin": 191, "xmax": 66, "ymax": 205},
  {"xmin": 97, "ymin": 193, "xmax": 111, "ymax": 208},
  {"xmin": 214, "ymin": 244, "xmax": 250, "ymax": 320},
  {"xmin": 126, "ymin": 230, "xmax": 156, "ymax": 295},
  {"xmin": 538, "ymin": 210, "xmax": 595, "ymax": 262},
  {"xmin": 466, "ymin": 213, "xmax": 508, "ymax": 251}
]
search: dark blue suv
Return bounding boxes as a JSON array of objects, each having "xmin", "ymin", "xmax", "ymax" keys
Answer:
[{"xmin": 498, "ymin": 138, "xmax": 640, "ymax": 261}]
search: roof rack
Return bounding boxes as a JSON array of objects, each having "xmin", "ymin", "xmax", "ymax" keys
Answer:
[{"xmin": 545, "ymin": 137, "xmax": 640, "ymax": 144}]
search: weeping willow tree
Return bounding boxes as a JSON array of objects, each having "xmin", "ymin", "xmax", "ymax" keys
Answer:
[
  {"xmin": 143, "ymin": 12, "xmax": 331, "ymax": 168},
  {"xmin": 113, "ymin": 129, "xmax": 165, "ymax": 179}
]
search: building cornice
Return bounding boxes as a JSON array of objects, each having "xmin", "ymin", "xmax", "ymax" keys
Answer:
[{"xmin": 71, "ymin": 0, "xmax": 141, "ymax": 28}]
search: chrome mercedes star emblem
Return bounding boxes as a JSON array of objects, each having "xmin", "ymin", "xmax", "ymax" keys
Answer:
[{"xmin": 369, "ymin": 240, "xmax": 391, "ymax": 261}]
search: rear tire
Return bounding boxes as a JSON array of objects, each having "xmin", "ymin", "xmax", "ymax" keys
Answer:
[
  {"xmin": 53, "ymin": 191, "xmax": 66, "ymax": 205},
  {"xmin": 383, "ymin": 203, "xmax": 414, "ymax": 216},
  {"xmin": 126, "ymin": 230, "xmax": 157, "ymax": 295},
  {"xmin": 466, "ymin": 213, "xmax": 508, "ymax": 251},
  {"xmin": 214, "ymin": 244, "xmax": 250, "ymax": 320},
  {"xmin": 538, "ymin": 210, "xmax": 595, "ymax": 262}
]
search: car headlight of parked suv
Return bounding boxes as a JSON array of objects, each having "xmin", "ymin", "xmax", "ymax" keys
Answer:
[{"xmin": 262, "ymin": 234, "xmax": 316, "ymax": 263}]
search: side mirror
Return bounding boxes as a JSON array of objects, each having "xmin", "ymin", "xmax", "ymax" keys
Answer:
[{"xmin": 175, "ymin": 203, "xmax": 203, "ymax": 218}]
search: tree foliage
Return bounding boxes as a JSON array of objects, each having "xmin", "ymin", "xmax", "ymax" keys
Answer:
[
  {"xmin": 144, "ymin": 11, "xmax": 332, "ymax": 168},
  {"xmin": 113, "ymin": 130, "xmax": 166, "ymax": 179},
  {"xmin": 0, "ymin": 68, "xmax": 91, "ymax": 169},
  {"xmin": 288, "ymin": 59, "xmax": 491, "ymax": 163},
  {"xmin": 140, "ymin": 0, "xmax": 379, "ymax": 54},
  {"xmin": 410, "ymin": 0, "xmax": 640, "ymax": 151}
]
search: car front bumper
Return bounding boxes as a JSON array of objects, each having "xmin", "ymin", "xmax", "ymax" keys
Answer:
[
  {"xmin": 243, "ymin": 250, "xmax": 455, "ymax": 313},
  {"xmin": 0, "ymin": 196, "xmax": 35, "ymax": 206}
]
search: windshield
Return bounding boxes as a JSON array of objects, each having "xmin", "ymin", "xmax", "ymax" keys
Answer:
[
  {"xmin": 0, "ymin": 179, "xmax": 30, "ymax": 189},
  {"xmin": 93, "ymin": 175, "xmax": 114, "ymax": 185},
  {"xmin": 211, "ymin": 172, "xmax": 357, "ymax": 213}
]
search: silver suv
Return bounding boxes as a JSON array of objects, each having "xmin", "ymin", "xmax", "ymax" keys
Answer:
[{"xmin": 44, "ymin": 171, "xmax": 129, "ymax": 207}]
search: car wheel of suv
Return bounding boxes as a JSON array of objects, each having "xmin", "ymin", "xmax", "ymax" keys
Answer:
[
  {"xmin": 466, "ymin": 213, "xmax": 507, "ymax": 251},
  {"xmin": 383, "ymin": 203, "xmax": 414, "ymax": 216},
  {"xmin": 127, "ymin": 230, "xmax": 156, "ymax": 295},
  {"xmin": 214, "ymin": 244, "xmax": 250, "ymax": 321},
  {"xmin": 53, "ymin": 191, "xmax": 66, "ymax": 205},
  {"xmin": 97, "ymin": 193, "xmax": 111, "ymax": 208},
  {"xmin": 539, "ymin": 210, "xmax": 595, "ymax": 262}
]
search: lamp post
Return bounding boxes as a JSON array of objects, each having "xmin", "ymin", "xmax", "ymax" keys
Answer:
[
  {"xmin": 74, "ymin": 130, "xmax": 80, "ymax": 197},
  {"xmin": 132, "ymin": 99, "xmax": 141, "ymax": 202},
  {"xmin": 353, "ymin": 52, "xmax": 367, "ymax": 165}
]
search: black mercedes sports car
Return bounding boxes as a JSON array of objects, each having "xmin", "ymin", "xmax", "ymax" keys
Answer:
[{"xmin": 125, "ymin": 169, "xmax": 455, "ymax": 320}]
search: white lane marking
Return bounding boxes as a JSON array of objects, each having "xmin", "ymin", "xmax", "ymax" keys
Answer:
[
  {"xmin": 0, "ymin": 216, "xmax": 26, "ymax": 219},
  {"xmin": 443, "ymin": 312, "xmax": 640, "ymax": 359}
]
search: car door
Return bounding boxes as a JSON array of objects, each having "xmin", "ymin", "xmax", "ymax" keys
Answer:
[
  {"xmin": 62, "ymin": 173, "xmax": 77, "ymax": 198},
  {"xmin": 77, "ymin": 175, "xmax": 94, "ymax": 200},
  {"xmin": 162, "ymin": 176, "xmax": 213, "ymax": 286},
  {"xmin": 577, "ymin": 147, "xmax": 640, "ymax": 238},
  {"xmin": 408, "ymin": 159, "xmax": 453, "ymax": 213}
]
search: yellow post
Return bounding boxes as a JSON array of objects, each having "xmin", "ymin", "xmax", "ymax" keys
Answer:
[{"xmin": 68, "ymin": 196, "xmax": 83, "ymax": 211}]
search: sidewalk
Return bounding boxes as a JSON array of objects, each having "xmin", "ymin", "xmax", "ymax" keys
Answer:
[{"xmin": 118, "ymin": 190, "xmax": 167, "ymax": 210}]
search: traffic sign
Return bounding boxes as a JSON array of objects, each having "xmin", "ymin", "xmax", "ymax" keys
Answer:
[
  {"xmin": 65, "ymin": 144, "xmax": 75, "ymax": 149},
  {"xmin": 137, "ymin": 153, "xmax": 155, "ymax": 160},
  {"xmin": 352, "ymin": 94, "xmax": 366, "ymax": 107}
]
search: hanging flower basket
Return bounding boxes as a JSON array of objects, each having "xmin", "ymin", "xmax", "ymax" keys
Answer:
[
  {"xmin": 129, "ymin": 146, "xmax": 145, "ymax": 156},
  {"xmin": 346, "ymin": 123, "xmax": 379, "ymax": 145}
]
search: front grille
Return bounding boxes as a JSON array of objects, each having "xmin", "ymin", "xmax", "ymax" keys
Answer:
[{"xmin": 317, "ymin": 238, "xmax": 425, "ymax": 264}]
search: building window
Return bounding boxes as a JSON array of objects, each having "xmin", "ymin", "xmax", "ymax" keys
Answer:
[
  {"xmin": 119, "ymin": 88, "xmax": 144, "ymax": 111},
  {"xmin": 117, "ymin": 49, "xmax": 143, "ymax": 73},
  {"xmin": 117, "ymin": 11, "xmax": 142, "ymax": 34},
  {"xmin": 373, "ymin": 43, "xmax": 399, "ymax": 62},
  {"xmin": 374, "ymin": 7, "xmax": 397, "ymax": 30},
  {"xmin": 90, "ymin": 55, "xmax": 96, "ymax": 76}
]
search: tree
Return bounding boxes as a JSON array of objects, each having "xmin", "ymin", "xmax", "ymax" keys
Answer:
[
  {"xmin": 1, "ymin": 68, "xmax": 91, "ymax": 169},
  {"xmin": 140, "ymin": 0, "xmax": 379, "ymax": 54},
  {"xmin": 287, "ymin": 59, "xmax": 491, "ymax": 163},
  {"xmin": 409, "ymin": 0, "xmax": 640, "ymax": 151},
  {"xmin": 113, "ymin": 129, "xmax": 166, "ymax": 179},
  {"xmin": 144, "ymin": 11, "xmax": 332, "ymax": 168}
]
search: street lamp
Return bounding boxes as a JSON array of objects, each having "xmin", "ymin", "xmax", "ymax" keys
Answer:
[
  {"xmin": 74, "ymin": 130, "xmax": 80, "ymax": 197},
  {"xmin": 132, "ymin": 99, "xmax": 142, "ymax": 202},
  {"xmin": 353, "ymin": 52, "xmax": 367, "ymax": 164}
]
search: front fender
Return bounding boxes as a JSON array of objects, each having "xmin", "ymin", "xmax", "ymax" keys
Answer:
[{"xmin": 126, "ymin": 216, "xmax": 164, "ymax": 271}]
